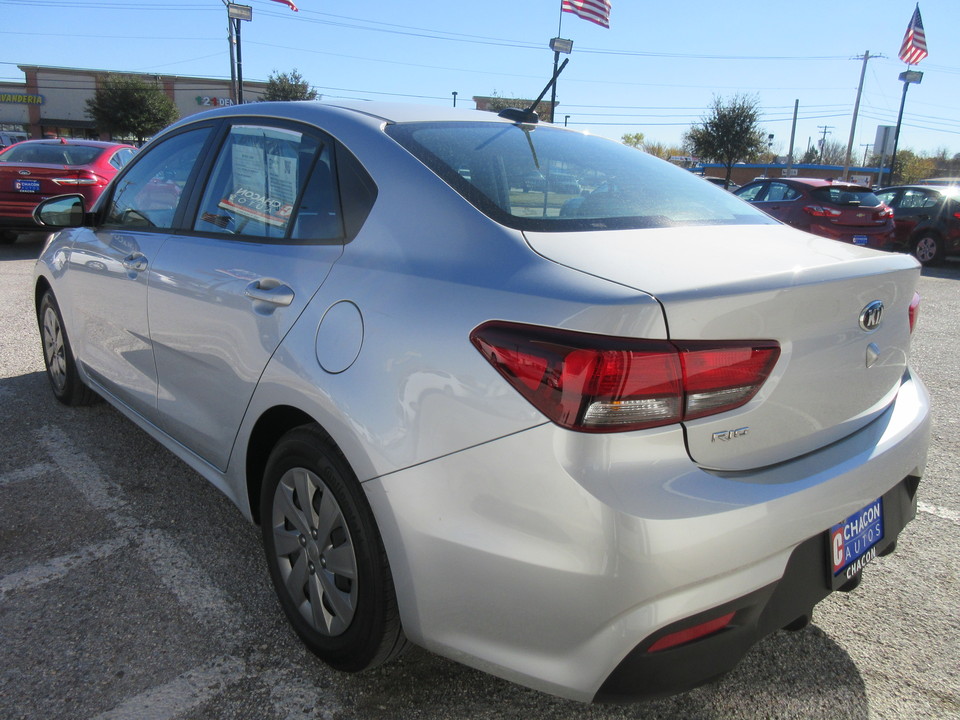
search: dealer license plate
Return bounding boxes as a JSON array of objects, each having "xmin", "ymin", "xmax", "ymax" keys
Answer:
[
  {"xmin": 14, "ymin": 179, "xmax": 40, "ymax": 193},
  {"xmin": 852, "ymin": 235, "xmax": 869, "ymax": 246},
  {"xmin": 828, "ymin": 497, "xmax": 883, "ymax": 589}
]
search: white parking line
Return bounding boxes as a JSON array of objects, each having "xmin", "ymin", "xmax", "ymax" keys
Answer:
[
  {"xmin": 0, "ymin": 537, "xmax": 129, "ymax": 598},
  {"xmin": 918, "ymin": 501, "xmax": 960, "ymax": 526},
  {"xmin": 35, "ymin": 425, "xmax": 242, "ymax": 637},
  {"xmin": 0, "ymin": 461, "xmax": 56, "ymax": 487},
  {"xmin": 92, "ymin": 656, "xmax": 247, "ymax": 720}
]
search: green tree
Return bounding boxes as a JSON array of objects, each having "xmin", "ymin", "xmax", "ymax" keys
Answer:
[
  {"xmin": 684, "ymin": 94, "xmax": 766, "ymax": 188},
  {"xmin": 481, "ymin": 92, "xmax": 554, "ymax": 121},
  {"xmin": 642, "ymin": 142, "xmax": 686, "ymax": 161},
  {"xmin": 621, "ymin": 132, "xmax": 645, "ymax": 149},
  {"xmin": 263, "ymin": 69, "xmax": 318, "ymax": 101},
  {"xmin": 85, "ymin": 75, "xmax": 179, "ymax": 144},
  {"xmin": 818, "ymin": 139, "xmax": 847, "ymax": 165}
]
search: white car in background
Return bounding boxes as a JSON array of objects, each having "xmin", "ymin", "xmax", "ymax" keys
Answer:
[{"xmin": 33, "ymin": 101, "xmax": 929, "ymax": 702}]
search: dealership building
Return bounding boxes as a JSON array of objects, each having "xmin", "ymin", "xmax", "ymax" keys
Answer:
[{"xmin": 0, "ymin": 65, "xmax": 268, "ymax": 141}]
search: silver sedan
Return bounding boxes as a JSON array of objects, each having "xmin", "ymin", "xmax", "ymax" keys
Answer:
[{"xmin": 32, "ymin": 101, "xmax": 930, "ymax": 702}]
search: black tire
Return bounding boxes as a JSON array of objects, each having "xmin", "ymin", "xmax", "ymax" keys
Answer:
[
  {"xmin": 260, "ymin": 425, "xmax": 406, "ymax": 672},
  {"xmin": 37, "ymin": 290, "xmax": 99, "ymax": 406},
  {"xmin": 911, "ymin": 232, "xmax": 943, "ymax": 266}
]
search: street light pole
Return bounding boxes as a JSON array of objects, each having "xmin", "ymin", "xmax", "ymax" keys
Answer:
[
  {"xmin": 225, "ymin": 3, "xmax": 252, "ymax": 105},
  {"xmin": 222, "ymin": 0, "xmax": 237, "ymax": 103},
  {"xmin": 889, "ymin": 70, "xmax": 923, "ymax": 184},
  {"xmin": 548, "ymin": 37, "xmax": 572, "ymax": 123}
]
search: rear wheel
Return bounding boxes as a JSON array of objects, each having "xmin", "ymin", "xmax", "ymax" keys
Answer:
[
  {"xmin": 911, "ymin": 233, "xmax": 943, "ymax": 266},
  {"xmin": 260, "ymin": 425, "xmax": 406, "ymax": 672},
  {"xmin": 37, "ymin": 290, "xmax": 99, "ymax": 406}
]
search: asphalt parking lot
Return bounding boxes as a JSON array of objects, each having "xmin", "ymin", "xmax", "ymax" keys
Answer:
[{"xmin": 1, "ymin": 235, "xmax": 958, "ymax": 720}]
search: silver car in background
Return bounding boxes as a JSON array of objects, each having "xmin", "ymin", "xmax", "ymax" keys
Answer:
[{"xmin": 33, "ymin": 101, "xmax": 930, "ymax": 702}]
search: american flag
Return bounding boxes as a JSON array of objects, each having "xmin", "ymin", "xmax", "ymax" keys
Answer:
[
  {"xmin": 271, "ymin": 0, "xmax": 299, "ymax": 11},
  {"xmin": 561, "ymin": 0, "xmax": 611, "ymax": 29},
  {"xmin": 898, "ymin": 5, "xmax": 928, "ymax": 65}
]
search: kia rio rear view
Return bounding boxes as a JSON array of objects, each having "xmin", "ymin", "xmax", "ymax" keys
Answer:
[{"xmin": 32, "ymin": 101, "xmax": 930, "ymax": 702}]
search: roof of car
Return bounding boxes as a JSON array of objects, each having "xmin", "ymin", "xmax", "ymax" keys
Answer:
[
  {"xmin": 10, "ymin": 138, "xmax": 134, "ymax": 149},
  {"xmin": 880, "ymin": 184, "xmax": 957, "ymax": 191},
  {"xmin": 184, "ymin": 99, "xmax": 562, "ymax": 128}
]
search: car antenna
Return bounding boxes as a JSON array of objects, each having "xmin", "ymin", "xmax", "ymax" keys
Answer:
[{"xmin": 498, "ymin": 59, "xmax": 570, "ymax": 125}]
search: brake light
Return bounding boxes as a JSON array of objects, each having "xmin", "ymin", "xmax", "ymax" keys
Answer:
[
  {"xmin": 909, "ymin": 292, "xmax": 921, "ymax": 333},
  {"xmin": 53, "ymin": 171, "xmax": 100, "ymax": 186},
  {"xmin": 802, "ymin": 205, "xmax": 842, "ymax": 218},
  {"xmin": 877, "ymin": 205, "xmax": 894, "ymax": 220},
  {"xmin": 470, "ymin": 322, "xmax": 780, "ymax": 433}
]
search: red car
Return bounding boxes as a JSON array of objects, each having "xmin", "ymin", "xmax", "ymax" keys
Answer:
[
  {"xmin": 875, "ymin": 184, "xmax": 960, "ymax": 265},
  {"xmin": 0, "ymin": 138, "xmax": 136, "ymax": 243},
  {"xmin": 734, "ymin": 177, "xmax": 896, "ymax": 251}
]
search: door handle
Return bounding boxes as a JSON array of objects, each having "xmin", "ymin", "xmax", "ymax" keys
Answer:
[
  {"xmin": 122, "ymin": 253, "xmax": 148, "ymax": 272},
  {"xmin": 245, "ymin": 279, "xmax": 295, "ymax": 307}
]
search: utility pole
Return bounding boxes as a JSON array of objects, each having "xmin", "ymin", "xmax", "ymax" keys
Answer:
[
  {"xmin": 786, "ymin": 99, "xmax": 798, "ymax": 174},
  {"xmin": 817, "ymin": 125, "xmax": 834, "ymax": 162},
  {"xmin": 842, "ymin": 51, "xmax": 881, "ymax": 180}
]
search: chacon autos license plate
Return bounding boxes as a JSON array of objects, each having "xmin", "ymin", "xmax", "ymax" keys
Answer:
[
  {"xmin": 852, "ymin": 235, "xmax": 869, "ymax": 246},
  {"xmin": 14, "ymin": 179, "xmax": 40, "ymax": 193},
  {"xmin": 828, "ymin": 497, "xmax": 883, "ymax": 588}
]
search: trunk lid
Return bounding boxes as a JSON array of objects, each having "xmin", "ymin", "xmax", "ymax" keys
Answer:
[
  {"xmin": 0, "ymin": 163, "xmax": 76, "ymax": 208},
  {"xmin": 524, "ymin": 223, "xmax": 920, "ymax": 471}
]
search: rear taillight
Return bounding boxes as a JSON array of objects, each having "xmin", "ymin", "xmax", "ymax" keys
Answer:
[
  {"xmin": 909, "ymin": 292, "xmax": 921, "ymax": 333},
  {"xmin": 877, "ymin": 205, "xmax": 894, "ymax": 220},
  {"xmin": 803, "ymin": 205, "xmax": 842, "ymax": 218},
  {"xmin": 470, "ymin": 322, "xmax": 780, "ymax": 433},
  {"xmin": 53, "ymin": 171, "xmax": 100, "ymax": 186}
]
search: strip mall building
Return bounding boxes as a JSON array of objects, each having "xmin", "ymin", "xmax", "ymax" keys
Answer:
[{"xmin": 0, "ymin": 65, "xmax": 267, "ymax": 141}]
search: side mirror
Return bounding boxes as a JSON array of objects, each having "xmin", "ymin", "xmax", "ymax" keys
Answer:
[{"xmin": 34, "ymin": 194, "xmax": 87, "ymax": 228}]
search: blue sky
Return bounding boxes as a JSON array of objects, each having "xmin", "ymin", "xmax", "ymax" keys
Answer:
[{"xmin": 2, "ymin": 0, "xmax": 957, "ymax": 159}]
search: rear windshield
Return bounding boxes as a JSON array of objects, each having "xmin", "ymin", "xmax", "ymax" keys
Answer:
[
  {"xmin": 385, "ymin": 122, "xmax": 773, "ymax": 232},
  {"xmin": 810, "ymin": 186, "xmax": 882, "ymax": 207},
  {"xmin": 0, "ymin": 143, "xmax": 104, "ymax": 166}
]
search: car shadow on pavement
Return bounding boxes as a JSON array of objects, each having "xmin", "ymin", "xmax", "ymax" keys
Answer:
[
  {"xmin": 0, "ymin": 233, "xmax": 48, "ymax": 261},
  {"xmin": 336, "ymin": 624, "xmax": 867, "ymax": 720},
  {"xmin": 921, "ymin": 258, "xmax": 960, "ymax": 280}
]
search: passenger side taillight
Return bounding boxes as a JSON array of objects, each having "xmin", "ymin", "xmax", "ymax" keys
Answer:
[
  {"xmin": 470, "ymin": 322, "xmax": 780, "ymax": 433},
  {"xmin": 909, "ymin": 292, "xmax": 921, "ymax": 333}
]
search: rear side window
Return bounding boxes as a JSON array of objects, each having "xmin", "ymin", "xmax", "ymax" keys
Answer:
[
  {"xmin": 763, "ymin": 183, "xmax": 801, "ymax": 202},
  {"xmin": 386, "ymin": 122, "xmax": 773, "ymax": 232},
  {"xmin": 811, "ymin": 186, "xmax": 881, "ymax": 207},
  {"xmin": 104, "ymin": 127, "xmax": 211, "ymax": 229},
  {"xmin": 193, "ymin": 124, "xmax": 343, "ymax": 241},
  {"xmin": 899, "ymin": 188, "xmax": 939, "ymax": 209}
]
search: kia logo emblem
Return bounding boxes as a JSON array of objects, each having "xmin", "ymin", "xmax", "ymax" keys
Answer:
[
  {"xmin": 18, "ymin": 170, "xmax": 31, "ymax": 176},
  {"xmin": 860, "ymin": 301, "xmax": 884, "ymax": 332}
]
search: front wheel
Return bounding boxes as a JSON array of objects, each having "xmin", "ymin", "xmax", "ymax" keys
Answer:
[
  {"xmin": 37, "ymin": 290, "xmax": 99, "ymax": 406},
  {"xmin": 260, "ymin": 425, "xmax": 406, "ymax": 672},
  {"xmin": 911, "ymin": 233, "xmax": 943, "ymax": 266}
]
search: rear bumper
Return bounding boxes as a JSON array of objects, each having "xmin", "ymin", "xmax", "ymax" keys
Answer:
[
  {"xmin": 364, "ymin": 369, "xmax": 929, "ymax": 702},
  {"xmin": 595, "ymin": 474, "xmax": 919, "ymax": 701},
  {"xmin": 0, "ymin": 200, "xmax": 45, "ymax": 232}
]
